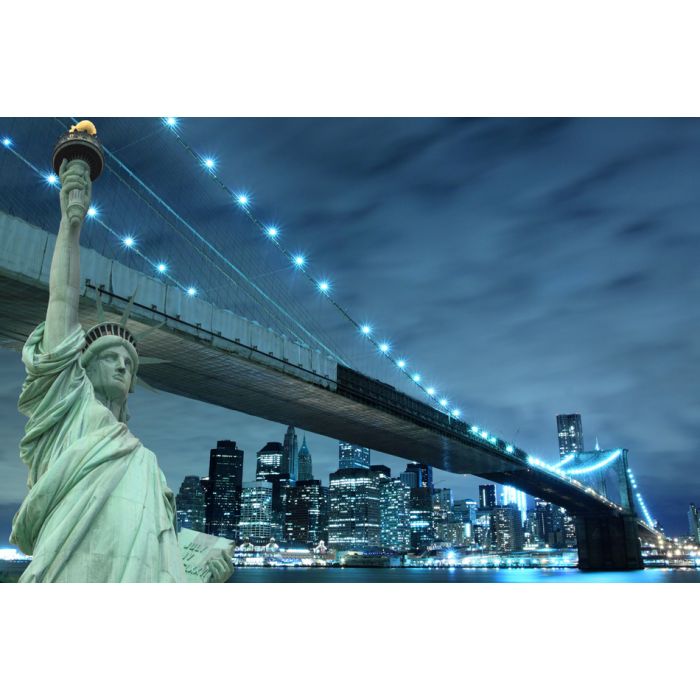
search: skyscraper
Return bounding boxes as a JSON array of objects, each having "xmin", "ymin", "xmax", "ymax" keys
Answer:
[
  {"xmin": 404, "ymin": 463, "xmax": 433, "ymax": 490},
  {"xmin": 297, "ymin": 435, "xmax": 313, "ymax": 481},
  {"xmin": 490, "ymin": 504, "xmax": 525, "ymax": 552},
  {"xmin": 688, "ymin": 503, "xmax": 700, "ymax": 544},
  {"xmin": 409, "ymin": 486, "xmax": 435, "ymax": 551},
  {"xmin": 206, "ymin": 440, "xmax": 244, "ymax": 540},
  {"xmin": 266, "ymin": 472, "xmax": 292, "ymax": 542},
  {"xmin": 379, "ymin": 478, "xmax": 411, "ymax": 552},
  {"xmin": 285, "ymin": 479, "xmax": 324, "ymax": 546},
  {"xmin": 328, "ymin": 467, "xmax": 381, "ymax": 550},
  {"xmin": 370, "ymin": 464, "xmax": 391, "ymax": 479},
  {"xmin": 339, "ymin": 442, "xmax": 371, "ymax": 469},
  {"xmin": 282, "ymin": 426, "xmax": 299, "ymax": 482},
  {"xmin": 238, "ymin": 481, "xmax": 273, "ymax": 545},
  {"xmin": 399, "ymin": 469, "xmax": 418, "ymax": 490},
  {"xmin": 501, "ymin": 486, "xmax": 527, "ymax": 525},
  {"xmin": 479, "ymin": 484, "xmax": 497, "ymax": 510},
  {"xmin": 453, "ymin": 498, "xmax": 478, "ymax": 525},
  {"xmin": 175, "ymin": 475, "xmax": 206, "ymax": 533},
  {"xmin": 256, "ymin": 442, "xmax": 284, "ymax": 481},
  {"xmin": 557, "ymin": 414, "xmax": 584, "ymax": 457}
]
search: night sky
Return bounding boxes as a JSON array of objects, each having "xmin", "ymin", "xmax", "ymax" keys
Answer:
[{"xmin": 1, "ymin": 117, "xmax": 699, "ymax": 543}]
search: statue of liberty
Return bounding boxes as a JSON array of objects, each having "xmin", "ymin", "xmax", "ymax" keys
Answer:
[{"xmin": 9, "ymin": 123, "xmax": 232, "ymax": 582}]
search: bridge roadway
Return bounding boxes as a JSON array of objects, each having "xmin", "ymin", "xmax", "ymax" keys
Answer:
[{"xmin": 0, "ymin": 211, "xmax": 656, "ymax": 541}]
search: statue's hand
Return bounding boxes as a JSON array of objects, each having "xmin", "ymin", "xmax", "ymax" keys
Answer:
[
  {"xmin": 59, "ymin": 158, "xmax": 92, "ymax": 231},
  {"xmin": 207, "ymin": 551, "xmax": 233, "ymax": 583}
]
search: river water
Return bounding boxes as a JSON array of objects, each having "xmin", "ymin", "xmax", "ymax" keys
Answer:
[{"xmin": 229, "ymin": 566, "xmax": 700, "ymax": 583}]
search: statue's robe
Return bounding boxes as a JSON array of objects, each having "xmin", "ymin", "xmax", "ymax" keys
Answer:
[{"xmin": 10, "ymin": 323, "xmax": 186, "ymax": 582}]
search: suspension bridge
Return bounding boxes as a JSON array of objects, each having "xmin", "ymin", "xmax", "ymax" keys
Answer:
[{"xmin": 0, "ymin": 118, "xmax": 662, "ymax": 570}]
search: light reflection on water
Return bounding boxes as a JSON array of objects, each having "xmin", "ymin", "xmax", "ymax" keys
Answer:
[{"xmin": 229, "ymin": 567, "xmax": 700, "ymax": 583}]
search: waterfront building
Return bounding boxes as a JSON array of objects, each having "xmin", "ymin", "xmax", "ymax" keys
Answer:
[
  {"xmin": 206, "ymin": 440, "xmax": 244, "ymax": 539},
  {"xmin": 285, "ymin": 479, "xmax": 324, "ymax": 546},
  {"xmin": 282, "ymin": 426, "xmax": 299, "ymax": 482},
  {"xmin": 409, "ymin": 486, "xmax": 435, "ymax": 551},
  {"xmin": 534, "ymin": 498, "xmax": 567, "ymax": 547},
  {"xmin": 256, "ymin": 442, "xmax": 284, "ymax": 482},
  {"xmin": 557, "ymin": 413, "xmax": 584, "ymax": 457},
  {"xmin": 339, "ymin": 441, "xmax": 371, "ymax": 469},
  {"xmin": 479, "ymin": 484, "xmax": 497, "ymax": 510},
  {"xmin": 563, "ymin": 511, "xmax": 577, "ymax": 547},
  {"xmin": 689, "ymin": 503, "xmax": 700, "ymax": 544},
  {"xmin": 379, "ymin": 478, "xmax": 411, "ymax": 551},
  {"xmin": 239, "ymin": 481, "xmax": 273, "ymax": 545},
  {"xmin": 453, "ymin": 498, "xmax": 478, "ymax": 524},
  {"xmin": 432, "ymin": 488, "xmax": 454, "ymax": 542},
  {"xmin": 328, "ymin": 467, "xmax": 381, "ymax": 549},
  {"xmin": 297, "ymin": 435, "xmax": 313, "ymax": 481},
  {"xmin": 319, "ymin": 485, "xmax": 330, "ymax": 543},
  {"xmin": 266, "ymin": 472, "xmax": 292, "ymax": 542},
  {"xmin": 175, "ymin": 475, "xmax": 206, "ymax": 533},
  {"xmin": 490, "ymin": 504, "xmax": 525, "ymax": 552}
]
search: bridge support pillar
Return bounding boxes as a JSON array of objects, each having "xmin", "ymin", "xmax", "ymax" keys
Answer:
[{"xmin": 575, "ymin": 514, "xmax": 643, "ymax": 571}]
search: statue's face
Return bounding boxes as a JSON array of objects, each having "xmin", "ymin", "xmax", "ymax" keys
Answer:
[{"xmin": 85, "ymin": 344, "xmax": 134, "ymax": 405}]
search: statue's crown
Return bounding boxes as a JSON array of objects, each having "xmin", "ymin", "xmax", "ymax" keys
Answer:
[{"xmin": 83, "ymin": 322, "xmax": 137, "ymax": 354}]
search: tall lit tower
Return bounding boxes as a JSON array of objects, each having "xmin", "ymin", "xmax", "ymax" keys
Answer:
[
  {"xmin": 282, "ymin": 426, "xmax": 299, "ymax": 482},
  {"xmin": 297, "ymin": 435, "xmax": 313, "ymax": 481},
  {"xmin": 206, "ymin": 440, "xmax": 244, "ymax": 540},
  {"xmin": 557, "ymin": 414, "xmax": 584, "ymax": 457}
]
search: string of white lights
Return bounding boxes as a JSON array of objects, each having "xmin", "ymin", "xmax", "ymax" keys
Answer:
[
  {"xmin": 0, "ymin": 137, "xmax": 193, "ymax": 296},
  {"xmin": 161, "ymin": 118, "xmax": 467, "ymax": 419}
]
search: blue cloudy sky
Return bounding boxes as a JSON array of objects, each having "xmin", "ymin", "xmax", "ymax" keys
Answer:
[{"xmin": 0, "ymin": 117, "xmax": 698, "ymax": 542}]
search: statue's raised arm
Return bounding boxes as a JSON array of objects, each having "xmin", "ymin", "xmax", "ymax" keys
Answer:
[{"xmin": 43, "ymin": 157, "xmax": 92, "ymax": 353}]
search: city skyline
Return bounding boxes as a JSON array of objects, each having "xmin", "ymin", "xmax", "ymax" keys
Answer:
[{"xmin": 1, "ymin": 118, "xmax": 699, "ymax": 544}]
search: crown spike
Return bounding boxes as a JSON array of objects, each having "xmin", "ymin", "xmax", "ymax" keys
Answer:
[
  {"xmin": 120, "ymin": 295, "xmax": 136, "ymax": 328},
  {"xmin": 95, "ymin": 291, "xmax": 106, "ymax": 324},
  {"xmin": 133, "ymin": 321, "xmax": 166, "ymax": 342}
]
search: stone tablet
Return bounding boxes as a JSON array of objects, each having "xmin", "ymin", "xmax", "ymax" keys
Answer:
[{"xmin": 179, "ymin": 529, "xmax": 234, "ymax": 583}]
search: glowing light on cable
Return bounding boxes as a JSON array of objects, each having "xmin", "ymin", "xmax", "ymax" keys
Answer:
[
  {"xmin": 506, "ymin": 445, "xmax": 514, "ymax": 453},
  {"xmin": 236, "ymin": 193, "xmax": 249, "ymax": 206},
  {"xmin": 563, "ymin": 449, "xmax": 622, "ymax": 475},
  {"xmin": 293, "ymin": 255, "xmax": 306, "ymax": 268},
  {"xmin": 87, "ymin": 206, "xmax": 98, "ymax": 218},
  {"xmin": 2, "ymin": 137, "xmax": 11, "ymax": 147},
  {"xmin": 451, "ymin": 409, "xmax": 461, "ymax": 417},
  {"xmin": 123, "ymin": 236, "xmax": 135, "ymax": 248},
  {"xmin": 318, "ymin": 280, "xmax": 330, "ymax": 293},
  {"xmin": 412, "ymin": 373, "xmax": 421, "ymax": 382},
  {"xmin": 379, "ymin": 342, "xmax": 390, "ymax": 354},
  {"xmin": 45, "ymin": 173, "xmax": 58, "ymax": 185},
  {"xmin": 361, "ymin": 324, "xmax": 371, "ymax": 335},
  {"xmin": 471, "ymin": 426, "xmax": 480, "ymax": 434},
  {"xmin": 164, "ymin": 117, "xmax": 178, "ymax": 128},
  {"xmin": 156, "ymin": 262, "xmax": 167, "ymax": 273},
  {"xmin": 187, "ymin": 286, "xmax": 197, "ymax": 296},
  {"xmin": 266, "ymin": 226, "xmax": 278, "ymax": 238},
  {"xmin": 203, "ymin": 157, "xmax": 216, "ymax": 171},
  {"xmin": 439, "ymin": 398, "xmax": 448, "ymax": 407},
  {"xmin": 480, "ymin": 431, "xmax": 488, "ymax": 439},
  {"xmin": 426, "ymin": 387, "xmax": 435, "ymax": 396},
  {"xmin": 397, "ymin": 359, "xmax": 406, "ymax": 369}
]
